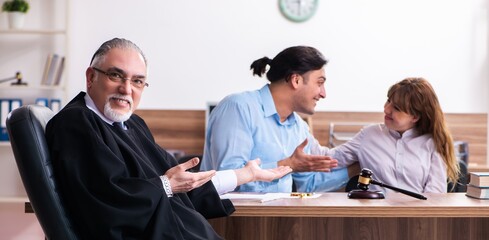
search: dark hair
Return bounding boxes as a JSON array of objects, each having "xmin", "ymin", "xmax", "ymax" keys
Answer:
[
  {"xmin": 90, "ymin": 38, "xmax": 147, "ymax": 67},
  {"xmin": 250, "ymin": 46, "xmax": 327, "ymax": 82}
]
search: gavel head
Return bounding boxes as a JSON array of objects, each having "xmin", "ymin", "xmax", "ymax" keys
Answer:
[
  {"xmin": 357, "ymin": 168, "xmax": 373, "ymax": 190},
  {"xmin": 15, "ymin": 71, "xmax": 22, "ymax": 80}
]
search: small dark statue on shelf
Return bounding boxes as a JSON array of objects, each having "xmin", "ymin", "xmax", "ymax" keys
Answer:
[
  {"xmin": 0, "ymin": 71, "xmax": 27, "ymax": 86},
  {"xmin": 348, "ymin": 168, "xmax": 427, "ymax": 200}
]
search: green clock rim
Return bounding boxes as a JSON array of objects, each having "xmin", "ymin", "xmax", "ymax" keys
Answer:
[{"xmin": 279, "ymin": 0, "xmax": 319, "ymax": 23}]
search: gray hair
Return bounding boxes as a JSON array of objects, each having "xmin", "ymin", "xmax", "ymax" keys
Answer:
[{"xmin": 89, "ymin": 38, "xmax": 147, "ymax": 67}]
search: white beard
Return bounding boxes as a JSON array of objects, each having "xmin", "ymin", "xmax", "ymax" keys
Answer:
[{"xmin": 104, "ymin": 94, "xmax": 133, "ymax": 122}]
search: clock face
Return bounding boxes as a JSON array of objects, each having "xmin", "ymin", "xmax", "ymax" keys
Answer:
[{"xmin": 279, "ymin": 0, "xmax": 319, "ymax": 23}]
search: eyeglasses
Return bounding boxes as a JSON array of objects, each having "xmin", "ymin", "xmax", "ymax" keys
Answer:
[{"xmin": 92, "ymin": 67, "xmax": 149, "ymax": 89}]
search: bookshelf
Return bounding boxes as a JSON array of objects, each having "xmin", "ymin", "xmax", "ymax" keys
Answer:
[
  {"xmin": 0, "ymin": 0, "xmax": 69, "ymax": 85},
  {"xmin": 0, "ymin": 29, "xmax": 66, "ymax": 34},
  {"xmin": 0, "ymin": 0, "xmax": 69, "ymax": 199}
]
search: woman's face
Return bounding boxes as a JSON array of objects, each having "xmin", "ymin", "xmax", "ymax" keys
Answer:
[{"xmin": 383, "ymin": 99, "xmax": 419, "ymax": 134}]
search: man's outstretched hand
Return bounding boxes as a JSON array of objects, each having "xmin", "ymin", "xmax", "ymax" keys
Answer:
[{"xmin": 279, "ymin": 139, "xmax": 338, "ymax": 172}]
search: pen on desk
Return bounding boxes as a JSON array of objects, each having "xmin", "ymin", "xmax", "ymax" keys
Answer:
[{"xmin": 260, "ymin": 197, "xmax": 282, "ymax": 203}]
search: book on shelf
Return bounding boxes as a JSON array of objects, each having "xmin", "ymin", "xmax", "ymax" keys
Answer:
[
  {"xmin": 50, "ymin": 98, "xmax": 61, "ymax": 113},
  {"xmin": 466, "ymin": 184, "xmax": 489, "ymax": 199},
  {"xmin": 468, "ymin": 172, "xmax": 489, "ymax": 187},
  {"xmin": 46, "ymin": 54, "xmax": 61, "ymax": 86},
  {"xmin": 0, "ymin": 99, "xmax": 22, "ymax": 141},
  {"xmin": 41, "ymin": 53, "xmax": 65, "ymax": 86},
  {"xmin": 41, "ymin": 54, "xmax": 54, "ymax": 85},
  {"xmin": 53, "ymin": 56, "xmax": 65, "ymax": 86},
  {"xmin": 35, "ymin": 98, "xmax": 49, "ymax": 107}
]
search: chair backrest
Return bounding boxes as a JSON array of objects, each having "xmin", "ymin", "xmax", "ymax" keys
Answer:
[
  {"xmin": 448, "ymin": 160, "xmax": 468, "ymax": 192},
  {"xmin": 329, "ymin": 122, "xmax": 377, "ymax": 147},
  {"xmin": 6, "ymin": 105, "xmax": 77, "ymax": 240}
]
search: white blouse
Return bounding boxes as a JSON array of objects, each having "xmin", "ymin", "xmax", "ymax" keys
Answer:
[{"xmin": 311, "ymin": 123, "xmax": 447, "ymax": 193}]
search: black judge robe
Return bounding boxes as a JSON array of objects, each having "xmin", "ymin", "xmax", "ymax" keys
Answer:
[{"xmin": 46, "ymin": 92, "xmax": 234, "ymax": 239}]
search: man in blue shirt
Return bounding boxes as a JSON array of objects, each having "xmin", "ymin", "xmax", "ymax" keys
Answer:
[{"xmin": 201, "ymin": 46, "xmax": 351, "ymax": 193}]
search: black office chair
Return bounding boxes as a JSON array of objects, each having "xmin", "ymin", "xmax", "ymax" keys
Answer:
[
  {"xmin": 6, "ymin": 105, "xmax": 77, "ymax": 240},
  {"xmin": 345, "ymin": 175, "xmax": 360, "ymax": 192},
  {"xmin": 448, "ymin": 160, "xmax": 468, "ymax": 192}
]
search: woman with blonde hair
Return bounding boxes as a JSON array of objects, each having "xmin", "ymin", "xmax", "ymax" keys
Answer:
[{"xmin": 316, "ymin": 77, "xmax": 460, "ymax": 193}]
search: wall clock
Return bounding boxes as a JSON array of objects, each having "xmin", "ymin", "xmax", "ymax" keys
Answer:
[{"xmin": 279, "ymin": 0, "xmax": 319, "ymax": 23}]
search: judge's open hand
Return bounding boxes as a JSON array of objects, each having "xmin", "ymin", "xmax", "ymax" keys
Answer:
[
  {"xmin": 165, "ymin": 157, "xmax": 216, "ymax": 194},
  {"xmin": 279, "ymin": 139, "xmax": 338, "ymax": 172}
]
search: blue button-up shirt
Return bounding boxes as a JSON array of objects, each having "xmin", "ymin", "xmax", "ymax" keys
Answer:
[{"xmin": 201, "ymin": 85, "xmax": 348, "ymax": 192}]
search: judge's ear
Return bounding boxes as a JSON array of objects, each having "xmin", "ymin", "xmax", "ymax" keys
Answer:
[{"xmin": 86, "ymin": 67, "xmax": 95, "ymax": 89}]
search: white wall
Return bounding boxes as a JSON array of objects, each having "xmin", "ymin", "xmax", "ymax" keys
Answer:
[{"xmin": 66, "ymin": 0, "xmax": 489, "ymax": 113}]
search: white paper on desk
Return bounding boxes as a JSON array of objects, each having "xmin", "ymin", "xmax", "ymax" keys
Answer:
[
  {"xmin": 220, "ymin": 193, "xmax": 287, "ymax": 200},
  {"xmin": 220, "ymin": 193, "xmax": 321, "ymax": 202}
]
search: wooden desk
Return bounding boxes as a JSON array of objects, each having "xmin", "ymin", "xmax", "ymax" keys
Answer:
[{"xmin": 208, "ymin": 192, "xmax": 489, "ymax": 240}]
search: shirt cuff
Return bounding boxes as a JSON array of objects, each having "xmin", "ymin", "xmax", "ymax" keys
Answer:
[
  {"xmin": 160, "ymin": 175, "xmax": 173, "ymax": 197},
  {"xmin": 212, "ymin": 170, "xmax": 237, "ymax": 195}
]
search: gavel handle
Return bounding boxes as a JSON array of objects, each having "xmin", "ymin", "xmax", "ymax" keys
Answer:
[
  {"xmin": 371, "ymin": 180, "xmax": 427, "ymax": 200},
  {"xmin": 0, "ymin": 76, "xmax": 16, "ymax": 84}
]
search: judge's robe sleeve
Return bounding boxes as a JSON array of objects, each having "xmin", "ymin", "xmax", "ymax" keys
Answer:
[
  {"xmin": 187, "ymin": 181, "xmax": 234, "ymax": 219},
  {"xmin": 130, "ymin": 113, "xmax": 236, "ymax": 219}
]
